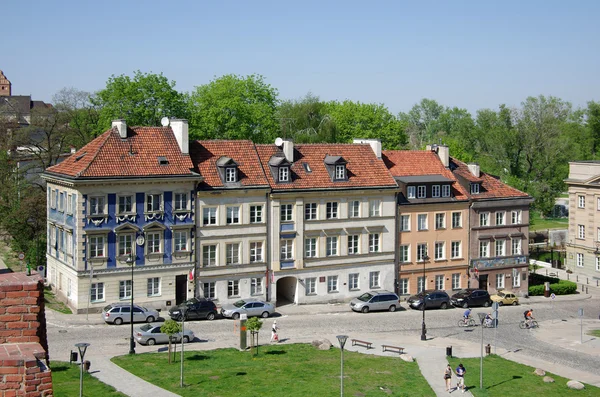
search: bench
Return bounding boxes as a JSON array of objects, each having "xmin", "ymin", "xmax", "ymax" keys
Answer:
[
  {"xmin": 351, "ymin": 339, "xmax": 373, "ymax": 349},
  {"xmin": 382, "ymin": 344, "xmax": 405, "ymax": 354}
]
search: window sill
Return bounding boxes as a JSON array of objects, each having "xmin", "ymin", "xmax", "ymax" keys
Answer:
[
  {"xmin": 434, "ymin": 258, "xmax": 446, "ymax": 262},
  {"xmin": 88, "ymin": 257, "xmax": 106, "ymax": 263},
  {"xmin": 146, "ymin": 252, "xmax": 163, "ymax": 259},
  {"xmin": 327, "ymin": 291, "xmax": 339, "ymax": 294},
  {"xmin": 91, "ymin": 300, "xmax": 106, "ymax": 304},
  {"xmin": 418, "ymin": 229, "xmax": 428, "ymax": 232},
  {"xmin": 147, "ymin": 294, "xmax": 161, "ymax": 298},
  {"xmin": 435, "ymin": 227, "xmax": 446, "ymax": 231},
  {"xmin": 173, "ymin": 250, "xmax": 192, "ymax": 254}
]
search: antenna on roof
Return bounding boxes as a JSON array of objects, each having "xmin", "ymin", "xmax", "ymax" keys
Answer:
[
  {"xmin": 275, "ymin": 137, "xmax": 283, "ymax": 147},
  {"xmin": 161, "ymin": 117, "xmax": 170, "ymax": 127}
]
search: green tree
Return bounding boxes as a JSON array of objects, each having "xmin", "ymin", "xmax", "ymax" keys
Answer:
[
  {"xmin": 52, "ymin": 87, "xmax": 102, "ymax": 148},
  {"xmin": 276, "ymin": 93, "xmax": 338, "ymax": 143},
  {"xmin": 245, "ymin": 317, "xmax": 263, "ymax": 355},
  {"xmin": 586, "ymin": 101, "xmax": 600, "ymax": 156},
  {"xmin": 399, "ymin": 98, "xmax": 445, "ymax": 149},
  {"xmin": 161, "ymin": 319, "xmax": 182, "ymax": 364},
  {"xmin": 187, "ymin": 74, "xmax": 279, "ymax": 142}
]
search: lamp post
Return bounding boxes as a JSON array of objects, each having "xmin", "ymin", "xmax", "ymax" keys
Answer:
[
  {"xmin": 421, "ymin": 255, "xmax": 430, "ymax": 341},
  {"xmin": 477, "ymin": 312, "xmax": 486, "ymax": 389},
  {"xmin": 180, "ymin": 306, "xmax": 187, "ymax": 388},
  {"xmin": 75, "ymin": 342, "xmax": 90, "ymax": 397},
  {"xmin": 126, "ymin": 252, "xmax": 135, "ymax": 354},
  {"xmin": 336, "ymin": 335, "xmax": 348, "ymax": 397}
]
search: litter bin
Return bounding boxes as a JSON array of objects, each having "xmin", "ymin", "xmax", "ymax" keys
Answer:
[
  {"xmin": 446, "ymin": 346, "xmax": 452, "ymax": 357},
  {"xmin": 83, "ymin": 360, "xmax": 91, "ymax": 372},
  {"xmin": 70, "ymin": 351, "xmax": 78, "ymax": 363},
  {"xmin": 485, "ymin": 344, "xmax": 491, "ymax": 355}
]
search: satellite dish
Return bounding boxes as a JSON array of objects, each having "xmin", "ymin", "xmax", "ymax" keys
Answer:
[
  {"xmin": 275, "ymin": 137, "xmax": 283, "ymax": 147},
  {"xmin": 160, "ymin": 117, "xmax": 170, "ymax": 127}
]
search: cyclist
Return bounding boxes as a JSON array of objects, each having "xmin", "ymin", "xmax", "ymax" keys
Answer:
[
  {"xmin": 463, "ymin": 308, "xmax": 472, "ymax": 320},
  {"xmin": 524, "ymin": 308, "xmax": 534, "ymax": 328},
  {"xmin": 484, "ymin": 313, "xmax": 493, "ymax": 328}
]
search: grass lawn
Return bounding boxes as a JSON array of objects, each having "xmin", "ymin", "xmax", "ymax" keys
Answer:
[
  {"xmin": 112, "ymin": 343, "xmax": 433, "ymax": 397},
  {"xmin": 51, "ymin": 361, "xmax": 127, "ymax": 397},
  {"xmin": 44, "ymin": 286, "xmax": 72, "ymax": 314},
  {"xmin": 587, "ymin": 329, "xmax": 600, "ymax": 338},
  {"xmin": 530, "ymin": 212, "xmax": 568, "ymax": 232},
  {"xmin": 447, "ymin": 355, "xmax": 600, "ymax": 396}
]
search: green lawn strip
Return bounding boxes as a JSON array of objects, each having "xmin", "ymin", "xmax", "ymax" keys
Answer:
[
  {"xmin": 587, "ymin": 329, "xmax": 600, "ymax": 338},
  {"xmin": 44, "ymin": 286, "xmax": 73, "ymax": 314},
  {"xmin": 447, "ymin": 355, "xmax": 600, "ymax": 396},
  {"xmin": 112, "ymin": 343, "xmax": 434, "ymax": 397},
  {"xmin": 530, "ymin": 212, "xmax": 568, "ymax": 232},
  {"xmin": 50, "ymin": 361, "xmax": 127, "ymax": 397}
]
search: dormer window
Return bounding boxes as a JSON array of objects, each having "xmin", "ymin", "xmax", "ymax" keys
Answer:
[
  {"xmin": 225, "ymin": 167, "xmax": 237, "ymax": 183},
  {"xmin": 217, "ymin": 156, "xmax": 240, "ymax": 184},
  {"xmin": 407, "ymin": 186, "xmax": 416, "ymax": 199},
  {"xmin": 324, "ymin": 155, "xmax": 348, "ymax": 182},
  {"xmin": 442, "ymin": 185, "xmax": 451, "ymax": 197},
  {"xmin": 417, "ymin": 185, "xmax": 426, "ymax": 198},
  {"xmin": 279, "ymin": 166, "xmax": 289, "ymax": 182},
  {"xmin": 335, "ymin": 165, "xmax": 345, "ymax": 180},
  {"xmin": 471, "ymin": 183, "xmax": 480, "ymax": 194}
]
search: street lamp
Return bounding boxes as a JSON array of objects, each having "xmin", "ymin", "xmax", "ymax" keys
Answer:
[
  {"xmin": 421, "ymin": 255, "xmax": 430, "ymax": 341},
  {"xmin": 336, "ymin": 335, "xmax": 348, "ymax": 397},
  {"xmin": 477, "ymin": 312, "xmax": 486, "ymax": 389},
  {"xmin": 126, "ymin": 252, "xmax": 135, "ymax": 354},
  {"xmin": 75, "ymin": 342, "xmax": 90, "ymax": 397},
  {"xmin": 180, "ymin": 306, "xmax": 188, "ymax": 388}
]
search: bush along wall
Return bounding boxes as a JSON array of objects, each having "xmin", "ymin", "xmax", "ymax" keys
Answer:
[{"xmin": 528, "ymin": 280, "xmax": 577, "ymax": 296}]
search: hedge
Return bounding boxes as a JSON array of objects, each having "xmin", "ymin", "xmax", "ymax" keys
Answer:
[{"xmin": 528, "ymin": 280, "xmax": 577, "ymax": 296}]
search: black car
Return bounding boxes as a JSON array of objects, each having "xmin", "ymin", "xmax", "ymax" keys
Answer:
[
  {"xmin": 450, "ymin": 289, "xmax": 491, "ymax": 308},
  {"xmin": 168, "ymin": 298, "xmax": 218, "ymax": 321},
  {"xmin": 407, "ymin": 290, "xmax": 450, "ymax": 310}
]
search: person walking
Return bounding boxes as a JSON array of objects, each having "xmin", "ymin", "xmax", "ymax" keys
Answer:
[
  {"xmin": 444, "ymin": 364, "xmax": 453, "ymax": 392},
  {"xmin": 455, "ymin": 363, "xmax": 466, "ymax": 393},
  {"xmin": 270, "ymin": 320, "xmax": 279, "ymax": 343}
]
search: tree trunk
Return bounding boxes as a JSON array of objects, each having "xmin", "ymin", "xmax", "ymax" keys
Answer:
[{"xmin": 168, "ymin": 337, "xmax": 172, "ymax": 364}]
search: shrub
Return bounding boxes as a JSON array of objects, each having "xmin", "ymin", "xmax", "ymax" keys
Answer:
[
  {"xmin": 528, "ymin": 280, "xmax": 577, "ymax": 296},
  {"xmin": 529, "ymin": 273, "xmax": 559, "ymax": 286}
]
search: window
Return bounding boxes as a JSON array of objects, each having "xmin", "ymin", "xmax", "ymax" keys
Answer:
[
  {"xmin": 369, "ymin": 200, "xmax": 381, "ymax": 217},
  {"xmin": 452, "ymin": 273, "xmax": 460, "ymax": 290},
  {"xmin": 228, "ymin": 280, "xmax": 240, "ymax": 297},
  {"xmin": 432, "ymin": 185, "xmax": 440, "ymax": 198},
  {"xmin": 251, "ymin": 278, "xmax": 263, "ymax": 295},
  {"xmin": 280, "ymin": 239, "xmax": 294, "ymax": 260},
  {"xmin": 451, "ymin": 241, "xmax": 461, "ymax": 258},
  {"xmin": 577, "ymin": 253, "xmax": 584, "ymax": 267},
  {"xmin": 435, "ymin": 275, "xmax": 444, "ymax": 290},
  {"xmin": 66, "ymin": 279, "xmax": 72, "ymax": 298},
  {"xmin": 305, "ymin": 203, "xmax": 317, "ymax": 220},
  {"xmin": 327, "ymin": 275, "xmax": 339, "ymax": 293},
  {"xmin": 280, "ymin": 204, "xmax": 293, "ymax": 222},
  {"xmin": 349, "ymin": 273, "xmax": 359, "ymax": 290},
  {"xmin": 578, "ymin": 195, "xmax": 585, "ymax": 208},
  {"xmin": 90, "ymin": 282, "xmax": 104, "ymax": 302},
  {"xmin": 118, "ymin": 195, "xmax": 133, "ymax": 214},
  {"xmin": 225, "ymin": 167, "xmax": 237, "ymax": 182},
  {"xmin": 174, "ymin": 230, "xmax": 188, "ymax": 251},
  {"xmin": 147, "ymin": 277, "xmax": 160, "ymax": 296},
  {"xmin": 418, "ymin": 214, "xmax": 428, "ymax": 231},
  {"xmin": 496, "ymin": 274, "xmax": 505, "ymax": 289},
  {"xmin": 578, "ymin": 225, "xmax": 585, "ymax": 239},
  {"xmin": 513, "ymin": 271, "xmax": 521, "ymax": 288},
  {"xmin": 434, "ymin": 242, "xmax": 445, "ymax": 260},
  {"xmin": 250, "ymin": 205, "xmax": 263, "ymax": 223},
  {"xmin": 67, "ymin": 194, "xmax": 75, "ymax": 214},
  {"xmin": 58, "ymin": 192, "xmax": 65, "ymax": 212},
  {"xmin": 369, "ymin": 234, "xmax": 380, "ymax": 253},
  {"xmin": 278, "ymin": 166, "xmax": 289, "ymax": 182},
  {"xmin": 349, "ymin": 200, "xmax": 360, "ymax": 218},
  {"xmin": 495, "ymin": 240, "xmax": 506, "ymax": 256},
  {"xmin": 119, "ymin": 280, "xmax": 132, "ymax": 299},
  {"xmin": 88, "ymin": 235, "xmax": 105, "ymax": 258},
  {"xmin": 399, "ymin": 245, "xmax": 410, "ymax": 262},
  {"xmin": 66, "ymin": 232, "xmax": 73, "ymax": 256},
  {"xmin": 335, "ymin": 164, "xmax": 345, "ymax": 179},
  {"xmin": 203, "ymin": 245, "xmax": 217, "ymax": 266},
  {"xmin": 471, "ymin": 183, "xmax": 480, "ymax": 194},
  {"xmin": 496, "ymin": 212, "xmax": 506, "ymax": 225},
  {"xmin": 226, "ymin": 206, "xmax": 240, "ymax": 224},
  {"xmin": 203, "ymin": 282, "xmax": 216, "ymax": 299},
  {"xmin": 417, "ymin": 243, "xmax": 428, "ymax": 261},
  {"xmin": 598, "ymin": 197, "xmax": 600, "ymax": 211},
  {"xmin": 226, "ymin": 243, "xmax": 240, "ymax": 265},
  {"xmin": 250, "ymin": 242, "xmax": 263, "ymax": 262},
  {"xmin": 305, "ymin": 278, "xmax": 316, "ymax": 295},
  {"xmin": 118, "ymin": 234, "xmax": 133, "ymax": 256},
  {"xmin": 407, "ymin": 186, "xmax": 416, "ymax": 199},
  {"xmin": 348, "ymin": 235, "xmax": 359, "ymax": 255},
  {"xmin": 50, "ymin": 189, "xmax": 56, "ymax": 209},
  {"xmin": 417, "ymin": 185, "xmax": 426, "ymax": 198},
  {"xmin": 326, "ymin": 202, "xmax": 338, "ymax": 219},
  {"xmin": 442, "ymin": 185, "xmax": 451, "ymax": 197},
  {"xmin": 452, "ymin": 212, "xmax": 462, "ymax": 228},
  {"xmin": 400, "ymin": 215, "xmax": 410, "ymax": 231},
  {"xmin": 479, "ymin": 212, "xmax": 489, "ymax": 226},
  {"xmin": 417, "ymin": 276, "xmax": 426, "ymax": 293},
  {"xmin": 305, "ymin": 238, "xmax": 317, "ymax": 258},
  {"xmin": 369, "ymin": 271, "xmax": 380, "ymax": 289},
  {"xmin": 89, "ymin": 196, "xmax": 105, "ymax": 215},
  {"xmin": 147, "ymin": 232, "xmax": 161, "ymax": 254},
  {"xmin": 479, "ymin": 241, "xmax": 490, "ymax": 257},
  {"xmin": 399, "ymin": 279, "xmax": 409, "ymax": 295},
  {"xmin": 512, "ymin": 239, "xmax": 522, "ymax": 255},
  {"xmin": 146, "ymin": 194, "xmax": 162, "ymax": 212},
  {"xmin": 597, "ymin": 227, "xmax": 600, "ymax": 242},
  {"xmin": 435, "ymin": 213, "xmax": 445, "ymax": 229},
  {"xmin": 174, "ymin": 193, "xmax": 187, "ymax": 211},
  {"xmin": 203, "ymin": 207, "xmax": 217, "ymax": 225},
  {"xmin": 511, "ymin": 210, "xmax": 522, "ymax": 224},
  {"xmin": 326, "ymin": 236, "xmax": 338, "ymax": 256}
]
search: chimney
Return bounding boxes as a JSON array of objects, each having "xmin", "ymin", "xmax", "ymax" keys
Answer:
[
  {"xmin": 170, "ymin": 119, "xmax": 189, "ymax": 154},
  {"xmin": 437, "ymin": 145, "xmax": 449, "ymax": 168},
  {"xmin": 468, "ymin": 163, "xmax": 480, "ymax": 178},
  {"xmin": 70, "ymin": 146, "xmax": 76, "ymax": 154},
  {"xmin": 112, "ymin": 119, "xmax": 127, "ymax": 139},
  {"xmin": 353, "ymin": 138, "xmax": 382, "ymax": 159},
  {"xmin": 282, "ymin": 139, "xmax": 294, "ymax": 162}
]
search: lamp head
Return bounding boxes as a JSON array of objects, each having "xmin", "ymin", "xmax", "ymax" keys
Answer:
[{"xmin": 336, "ymin": 334, "xmax": 348, "ymax": 349}]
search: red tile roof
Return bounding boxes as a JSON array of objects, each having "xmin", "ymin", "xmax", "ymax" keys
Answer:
[
  {"xmin": 255, "ymin": 143, "xmax": 397, "ymax": 190},
  {"xmin": 190, "ymin": 140, "xmax": 269, "ymax": 188},
  {"xmin": 45, "ymin": 127, "xmax": 195, "ymax": 178},
  {"xmin": 450, "ymin": 158, "xmax": 530, "ymax": 199},
  {"xmin": 382, "ymin": 150, "xmax": 469, "ymax": 200}
]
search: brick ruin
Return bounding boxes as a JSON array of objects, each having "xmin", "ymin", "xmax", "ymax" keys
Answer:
[{"xmin": 0, "ymin": 272, "xmax": 52, "ymax": 397}]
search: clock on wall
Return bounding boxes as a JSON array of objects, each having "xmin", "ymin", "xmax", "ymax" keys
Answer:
[{"xmin": 136, "ymin": 235, "xmax": 145, "ymax": 246}]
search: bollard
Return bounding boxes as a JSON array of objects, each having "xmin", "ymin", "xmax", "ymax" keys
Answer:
[
  {"xmin": 446, "ymin": 346, "xmax": 452, "ymax": 357},
  {"xmin": 485, "ymin": 344, "xmax": 491, "ymax": 355},
  {"xmin": 83, "ymin": 360, "xmax": 91, "ymax": 372},
  {"xmin": 577, "ymin": 275, "xmax": 579, "ymax": 282},
  {"xmin": 597, "ymin": 280, "xmax": 599, "ymax": 287},
  {"xmin": 582, "ymin": 284, "xmax": 584, "ymax": 291},
  {"xmin": 586, "ymin": 287, "xmax": 588, "ymax": 294},
  {"xmin": 587, "ymin": 277, "xmax": 589, "ymax": 284},
  {"xmin": 567, "ymin": 273, "xmax": 570, "ymax": 280}
]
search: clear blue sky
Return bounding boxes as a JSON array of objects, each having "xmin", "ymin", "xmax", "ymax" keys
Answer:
[{"xmin": 3, "ymin": 0, "xmax": 599, "ymax": 114}]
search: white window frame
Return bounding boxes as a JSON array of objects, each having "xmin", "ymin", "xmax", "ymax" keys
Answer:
[
  {"xmin": 174, "ymin": 230, "xmax": 188, "ymax": 252},
  {"xmin": 335, "ymin": 164, "xmax": 345, "ymax": 179},
  {"xmin": 250, "ymin": 242, "xmax": 263, "ymax": 263},
  {"xmin": 226, "ymin": 206, "xmax": 240, "ymax": 224},
  {"xmin": 435, "ymin": 275, "xmax": 444, "ymax": 290},
  {"xmin": 305, "ymin": 278, "xmax": 316, "ymax": 295},
  {"xmin": 147, "ymin": 277, "xmax": 160, "ymax": 297},
  {"xmin": 145, "ymin": 193, "xmax": 162, "ymax": 213},
  {"xmin": 577, "ymin": 253, "xmax": 584, "ymax": 267},
  {"xmin": 451, "ymin": 241, "xmax": 461, "ymax": 258},
  {"xmin": 327, "ymin": 275, "xmax": 339, "ymax": 293},
  {"xmin": 417, "ymin": 214, "xmax": 428, "ymax": 231},
  {"xmin": 203, "ymin": 282, "xmax": 216, "ymax": 299},
  {"xmin": 146, "ymin": 231, "xmax": 162, "ymax": 254},
  {"xmin": 417, "ymin": 243, "xmax": 428, "ymax": 261},
  {"xmin": 305, "ymin": 203, "xmax": 317, "ymax": 220},
  {"xmin": 348, "ymin": 235, "xmax": 359, "ymax": 255},
  {"xmin": 280, "ymin": 239, "xmax": 294, "ymax": 260},
  {"xmin": 578, "ymin": 195, "xmax": 585, "ymax": 208},
  {"xmin": 174, "ymin": 193, "xmax": 188, "ymax": 211},
  {"xmin": 326, "ymin": 236, "xmax": 338, "ymax": 256},
  {"xmin": 225, "ymin": 167, "xmax": 237, "ymax": 183},
  {"xmin": 251, "ymin": 278, "xmax": 263, "ymax": 295},
  {"xmin": 417, "ymin": 185, "xmax": 426, "ymax": 198},
  {"xmin": 513, "ymin": 272, "xmax": 521, "ymax": 287},
  {"xmin": 417, "ymin": 276, "xmax": 426, "ymax": 293},
  {"xmin": 90, "ymin": 282, "xmax": 105, "ymax": 302},
  {"xmin": 400, "ymin": 215, "xmax": 410, "ymax": 231},
  {"xmin": 250, "ymin": 205, "xmax": 263, "ymax": 223},
  {"xmin": 228, "ymin": 280, "xmax": 240, "ymax": 297},
  {"xmin": 435, "ymin": 213, "xmax": 445, "ymax": 229},
  {"xmin": 452, "ymin": 273, "xmax": 460, "ymax": 290},
  {"xmin": 471, "ymin": 183, "xmax": 480, "ymax": 194},
  {"xmin": 399, "ymin": 279, "xmax": 409, "ymax": 295},
  {"xmin": 118, "ymin": 234, "xmax": 134, "ymax": 257},
  {"xmin": 119, "ymin": 280, "xmax": 132, "ymax": 300},
  {"xmin": 434, "ymin": 241, "xmax": 445, "ymax": 260},
  {"xmin": 578, "ymin": 224, "xmax": 585, "ymax": 239},
  {"xmin": 480, "ymin": 212, "xmax": 489, "ymax": 226},
  {"xmin": 58, "ymin": 192, "xmax": 65, "ymax": 212},
  {"xmin": 278, "ymin": 166, "xmax": 289, "ymax": 182},
  {"xmin": 479, "ymin": 241, "xmax": 490, "ymax": 258},
  {"xmin": 89, "ymin": 195, "xmax": 106, "ymax": 216},
  {"xmin": 226, "ymin": 243, "xmax": 240, "ymax": 265},
  {"xmin": 326, "ymin": 202, "xmax": 339, "ymax": 219},
  {"xmin": 512, "ymin": 239, "xmax": 522, "ymax": 255},
  {"xmin": 369, "ymin": 271, "xmax": 380, "ymax": 289},
  {"xmin": 407, "ymin": 186, "xmax": 416, "ymax": 199},
  {"xmin": 280, "ymin": 204, "xmax": 293, "ymax": 222},
  {"xmin": 348, "ymin": 273, "xmax": 359, "ymax": 290},
  {"xmin": 432, "ymin": 185, "xmax": 440, "ymax": 198},
  {"xmin": 305, "ymin": 237, "xmax": 317, "ymax": 258},
  {"xmin": 442, "ymin": 185, "xmax": 451, "ymax": 197},
  {"xmin": 496, "ymin": 211, "xmax": 505, "ymax": 226},
  {"xmin": 88, "ymin": 235, "xmax": 105, "ymax": 258},
  {"xmin": 349, "ymin": 200, "xmax": 360, "ymax": 218},
  {"xmin": 117, "ymin": 195, "xmax": 134, "ymax": 214},
  {"xmin": 399, "ymin": 245, "xmax": 410, "ymax": 262},
  {"xmin": 452, "ymin": 212, "xmax": 462, "ymax": 228},
  {"xmin": 495, "ymin": 239, "xmax": 506, "ymax": 257},
  {"xmin": 369, "ymin": 200, "xmax": 381, "ymax": 217},
  {"xmin": 369, "ymin": 233, "xmax": 380, "ymax": 253},
  {"xmin": 203, "ymin": 207, "xmax": 217, "ymax": 225},
  {"xmin": 496, "ymin": 273, "xmax": 505, "ymax": 289},
  {"xmin": 511, "ymin": 210, "xmax": 522, "ymax": 224},
  {"xmin": 203, "ymin": 244, "xmax": 217, "ymax": 267}
]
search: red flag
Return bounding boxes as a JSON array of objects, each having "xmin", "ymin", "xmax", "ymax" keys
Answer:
[{"xmin": 189, "ymin": 268, "xmax": 195, "ymax": 282}]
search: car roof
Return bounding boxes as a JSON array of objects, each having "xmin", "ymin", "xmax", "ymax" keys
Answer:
[{"xmin": 369, "ymin": 290, "xmax": 396, "ymax": 295}]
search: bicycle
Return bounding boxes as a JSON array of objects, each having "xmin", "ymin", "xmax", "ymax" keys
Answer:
[
  {"xmin": 457, "ymin": 317, "xmax": 476, "ymax": 327},
  {"xmin": 519, "ymin": 320, "xmax": 539, "ymax": 329}
]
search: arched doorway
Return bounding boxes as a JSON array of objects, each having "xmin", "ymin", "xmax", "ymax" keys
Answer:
[{"xmin": 276, "ymin": 276, "xmax": 297, "ymax": 306}]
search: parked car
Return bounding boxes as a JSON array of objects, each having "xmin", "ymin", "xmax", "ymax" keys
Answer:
[
  {"xmin": 451, "ymin": 289, "xmax": 492, "ymax": 308},
  {"xmin": 349, "ymin": 290, "xmax": 400, "ymax": 313},
  {"xmin": 102, "ymin": 303, "xmax": 159, "ymax": 325},
  {"xmin": 220, "ymin": 299, "xmax": 275, "ymax": 319},
  {"xmin": 407, "ymin": 290, "xmax": 451, "ymax": 310},
  {"xmin": 490, "ymin": 291, "xmax": 519, "ymax": 306},
  {"xmin": 134, "ymin": 323, "xmax": 194, "ymax": 346},
  {"xmin": 168, "ymin": 298, "xmax": 218, "ymax": 321}
]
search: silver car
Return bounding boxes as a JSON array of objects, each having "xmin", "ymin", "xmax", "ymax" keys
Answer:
[
  {"xmin": 350, "ymin": 291, "xmax": 400, "ymax": 313},
  {"xmin": 134, "ymin": 323, "xmax": 194, "ymax": 346},
  {"xmin": 220, "ymin": 299, "xmax": 275, "ymax": 319},
  {"xmin": 102, "ymin": 303, "xmax": 160, "ymax": 325}
]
